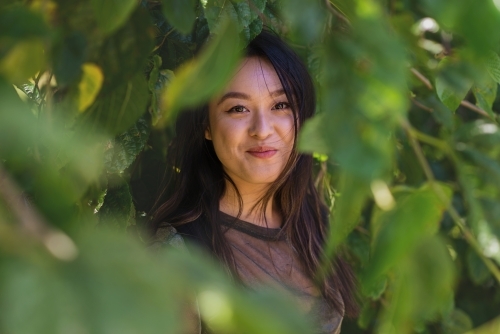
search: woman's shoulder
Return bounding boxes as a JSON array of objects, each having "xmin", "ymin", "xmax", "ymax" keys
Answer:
[{"xmin": 148, "ymin": 223, "xmax": 187, "ymax": 252}]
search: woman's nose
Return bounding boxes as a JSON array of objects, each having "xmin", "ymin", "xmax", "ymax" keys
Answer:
[{"xmin": 248, "ymin": 110, "xmax": 273, "ymax": 139}]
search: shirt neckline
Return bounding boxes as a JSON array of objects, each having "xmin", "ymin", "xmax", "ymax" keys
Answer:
[{"xmin": 219, "ymin": 211, "xmax": 284, "ymax": 241}]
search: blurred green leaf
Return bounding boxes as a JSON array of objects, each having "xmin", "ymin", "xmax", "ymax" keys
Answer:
[
  {"xmin": 104, "ymin": 118, "xmax": 150, "ymax": 174},
  {"xmin": 364, "ymin": 183, "xmax": 452, "ymax": 282},
  {"xmin": 472, "ymin": 76, "xmax": 497, "ymax": 120},
  {"xmin": 466, "ymin": 247, "xmax": 492, "ymax": 285},
  {"xmin": 378, "ymin": 236, "xmax": 456, "ymax": 333},
  {"xmin": 90, "ymin": 0, "xmax": 139, "ymax": 35},
  {"xmin": 420, "ymin": 0, "xmax": 500, "ymax": 54},
  {"xmin": 161, "ymin": 0, "xmax": 197, "ymax": 34},
  {"xmin": 52, "ymin": 32, "xmax": 87, "ymax": 87},
  {"xmin": 95, "ymin": 7, "xmax": 153, "ymax": 93},
  {"xmin": 160, "ymin": 19, "xmax": 242, "ymax": 125},
  {"xmin": 281, "ymin": 0, "xmax": 325, "ymax": 42},
  {"xmin": 466, "ymin": 316, "xmax": 500, "ymax": 334},
  {"xmin": 358, "ymin": 301, "xmax": 377, "ymax": 329},
  {"xmin": 442, "ymin": 308, "xmax": 474, "ymax": 334},
  {"xmin": 325, "ymin": 172, "xmax": 370, "ymax": 255}
]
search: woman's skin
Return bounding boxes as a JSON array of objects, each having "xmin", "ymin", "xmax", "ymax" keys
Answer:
[{"xmin": 206, "ymin": 56, "xmax": 295, "ymax": 228}]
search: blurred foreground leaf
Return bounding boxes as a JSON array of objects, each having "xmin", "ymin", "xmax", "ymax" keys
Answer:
[{"xmin": 160, "ymin": 19, "xmax": 242, "ymax": 125}]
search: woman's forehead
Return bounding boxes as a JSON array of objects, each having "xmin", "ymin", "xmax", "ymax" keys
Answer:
[{"xmin": 223, "ymin": 56, "xmax": 283, "ymax": 94}]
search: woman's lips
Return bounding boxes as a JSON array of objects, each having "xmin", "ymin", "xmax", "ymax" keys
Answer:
[{"xmin": 246, "ymin": 146, "xmax": 278, "ymax": 158}]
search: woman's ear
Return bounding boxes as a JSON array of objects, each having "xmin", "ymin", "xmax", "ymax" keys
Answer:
[{"xmin": 205, "ymin": 127, "xmax": 212, "ymax": 140}]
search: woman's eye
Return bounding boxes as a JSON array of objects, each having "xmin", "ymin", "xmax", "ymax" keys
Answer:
[
  {"xmin": 273, "ymin": 102, "xmax": 290, "ymax": 110},
  {"xmin": 228, "ymin": 105, "xmax": 248, "ymax": 113}
]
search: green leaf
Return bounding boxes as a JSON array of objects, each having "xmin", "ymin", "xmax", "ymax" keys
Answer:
[
  {"xmin": 0, "ymin": 39, "xmax": 45, "ymax": 83},
  {"xmin": 98, "ymin": 175, "xmax": 135, "ymax": 229},
  {"xmin": 52, "ymin": 31, "xmax": 87, "ymax": 87},
  {"xmin": 81, "ymin": 73, "xmax": 149, "ymax": 135},
  {"xmin": 364, "ymin": 183, "xmax": 452, "ymax": 282},
  {"xmin": 442, "ymin": 309, "xmax": 473, "ymax": 334},
  {"xmin": 476, "ymin": 219, "xmax": 500, "ymax": 266},
  {"xmin": 204, "ymin": 0, "xmax": 266, "ymax": 38},
  {"xmin": 77, "ymin": 63, "xmax": 104, "ymax": 112},
  {"xmin": 377, "ymin": 237, "xmax": 456, "ymax": 333},
  {"xmin": 160, "ymin": 19, "xmax": 242, "ymax": 125},
  {"xmin": 472, "ymin": 75, "xmax": 497, "ymax": 119},
  {"xmin": 462, "ymin": 147, "xmax": 500, "ymax": 186},
  {"xmin": 466, "ymin": 247, "xmax": 492, "ymax": 285},
  {"xmin": 435, "ymin": 58, "xmax": 474, "ymax": 112},
  {"xmin": 104, "ymin": 118, "xmax": 150, "ymax": 173},
  {"xmin": 161, "ymin": 0, "xmax": 197, "ymax": 34},
  {"xmin": 0, "ymin": 6, "xmax": 49, "ymax": 39},
  {"xmin": 96, "ymin": 8, "xmax": 153, "ymax": 92},
  {"xmin": 483, "ymin": 52, "xmax": 500, "ymax": 84},
  {"xmin": 90, "ymin": 0, "xmax": 139, "ymax": 35},
  {"xmin": 281, "ymin": 0, "xmax": 325, "ymax": 42},
  {"xmin": 298, "ymin": 113, "xmax": 330, "ymax": 155},
  {"xmin": 358, "ymin": 301, "xmax": 377, "ymax": 329},
  {"xmin": 436, "ymin": 75, "xmax": 471, "ymax": 112},
  {"xmin": 325, "ymin": 172, "xmax": 370, "ymax": 255}
]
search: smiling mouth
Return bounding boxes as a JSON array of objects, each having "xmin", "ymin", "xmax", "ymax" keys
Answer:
[{"xmin": 246, "ymin": 147, "xmax": 278, "ymax": 158}]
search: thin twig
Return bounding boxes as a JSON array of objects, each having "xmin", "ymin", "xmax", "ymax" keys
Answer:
[
  {"xmin": 325, "ymin": 0, "xmax": 350, "ymax": 26},
  {"xmin": 400, "ymin": 119, "xmax": 500, "ymax": 283},
  {"xmin": 410, "ymin": 67, "xmax": 433, "ymax": 90},
  {"xmin": 411, "ymin": 97, "xmax": 434, "ymax": 113},
  {"xmin": 460, "ymin": 100, "xmax": 496, "ymax": 121}
]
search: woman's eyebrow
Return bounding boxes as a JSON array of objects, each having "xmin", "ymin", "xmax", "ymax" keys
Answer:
[
  {"xmin": 216, "ymin": 89, "xmax": 286, "ymax": 106},
  {"xmin": 217, "ymin": 92, "xmax": 250, "ymax": 105}
]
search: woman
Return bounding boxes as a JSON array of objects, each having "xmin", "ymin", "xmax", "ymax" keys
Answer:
[{"xmin": 150, "ymin": 29, "xmax": 357, "ymax": 333}]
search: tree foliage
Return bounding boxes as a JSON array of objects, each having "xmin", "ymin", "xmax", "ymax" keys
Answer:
[{"xmin": 1, "ymin": 0, "xmax": 500, "ymax": 333}]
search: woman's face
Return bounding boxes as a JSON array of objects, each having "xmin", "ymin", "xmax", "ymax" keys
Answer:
[{"xmin": 206, "ymin": 57, "xmax": 295, "ymax": 188}]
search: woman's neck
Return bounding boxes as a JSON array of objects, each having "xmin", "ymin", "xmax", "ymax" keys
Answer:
[{"xmin": 219, "ymin": 182, "xmax": 282, "ymax": 229}]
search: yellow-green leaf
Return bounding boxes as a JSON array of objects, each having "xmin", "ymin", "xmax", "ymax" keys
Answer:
[
  {"xmin": 78, "ymin": 63, "xmax": 104, "ymax": 112},
  {"xmin": 0, "ymin": 39, "xmax": 45, "ymax": 84}
]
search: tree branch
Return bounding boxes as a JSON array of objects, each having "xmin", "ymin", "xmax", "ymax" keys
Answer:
[
  {"xmin": 460, "ymin": 100, "xmax": 496, "ymax": 121},
  {"xmin": 400, "ymin": 118, "xmax": 500, "ymax": 283},
  {"xmin": 325, "ymin": 0, "xmax": 350, "ymax": 26},
  {"xmin": 410, "ymin": 67, "xmax": 433, "ymax": 90}
]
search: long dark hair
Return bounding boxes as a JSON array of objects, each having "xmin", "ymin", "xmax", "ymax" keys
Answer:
[{"xmin": 151, "ymin": 29, "xmax": 358, "ymax": 317}]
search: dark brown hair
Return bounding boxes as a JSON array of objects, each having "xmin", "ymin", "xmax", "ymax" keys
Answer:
[{"xmin": 151, "ymin": 29, "xmax": 358, "ymax": 317}]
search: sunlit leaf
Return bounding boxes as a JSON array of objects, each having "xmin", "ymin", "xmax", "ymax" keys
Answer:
[
  {"xmin": 0, "ymin": 39, "xmax": 45, "ymax": 84},
  {"xmin": 78, "ymin": 63, "xmax": 104, "ymax": 112}
]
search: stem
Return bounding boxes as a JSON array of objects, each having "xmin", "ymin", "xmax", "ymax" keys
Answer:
[
  {"xmin": 325, "ymin": 0, "xmax": 350, "ymax": 26},
  {"xmin": 411, "ymin": 97, "xmax": 434, "ymax": 113},
  {"xmin": 460, "ymin": 100, "xmax": 496, "ymax": 122},
  {"xmin": 400, "ymin": 119, "xmax": 500, "ymax": 283},
  {"xmin": 410, "ymin": 67, "xmax": 433, "ymax": 90}
]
